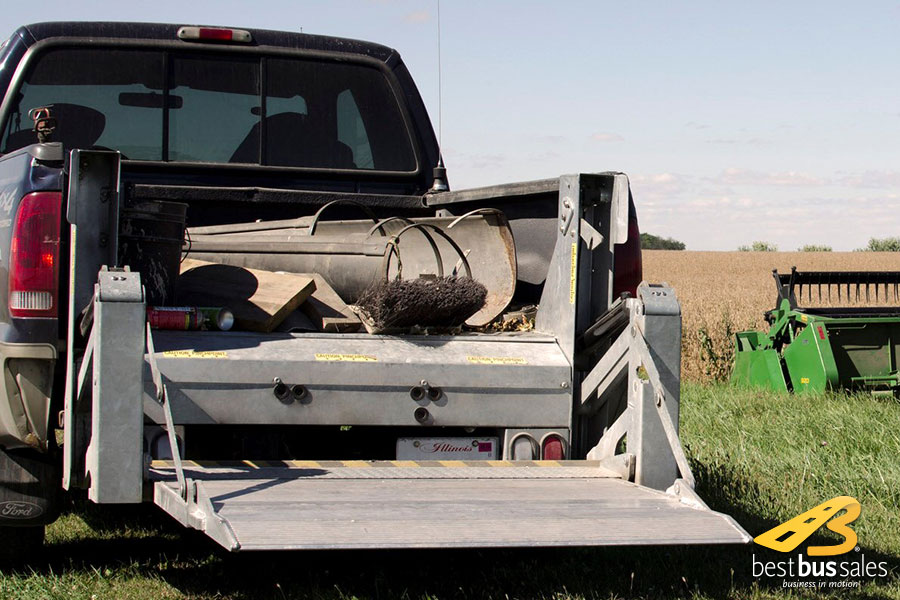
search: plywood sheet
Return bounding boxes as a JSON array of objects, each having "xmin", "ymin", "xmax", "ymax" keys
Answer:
[
  {"xmin": 301, "ymin": 274, "xmax": 360, "ymax": 332},
  {"xmin": 177, "ymin": 259, "xmax": 315, "ymax": 332}
]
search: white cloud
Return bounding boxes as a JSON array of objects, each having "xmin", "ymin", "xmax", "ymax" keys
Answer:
[
  {"xmin": 590, "ymin": 132, "xmax": 624, "ymax": 142},
  {"xmin": 837, "ymin": 171, "xmax": 900, "ymax": 189},
  {"xmin": 705, "ymin": 137, "xmax": 767, "ymax": 146},
  {"xmin": 630, "ymin": 172, "xmax": 690, "ymax": 200},
  {"xmin": 710, "ymin": 168, "xmax": 826, "ymax": 187}
]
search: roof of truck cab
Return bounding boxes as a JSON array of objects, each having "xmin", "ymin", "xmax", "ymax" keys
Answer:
[{"xmin": 19, "ymin": 21, "xmax": 397, "ymax": 62}]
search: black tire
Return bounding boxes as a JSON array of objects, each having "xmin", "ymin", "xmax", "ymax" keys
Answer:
[{"xmin": 0, "ymin": 525, "xmax": 44, "ymax": 562}]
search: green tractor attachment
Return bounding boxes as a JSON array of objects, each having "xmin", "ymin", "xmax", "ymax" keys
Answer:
[{"xmin": 732, "ymin": 268, "xmax": 900, "ymax": 395}]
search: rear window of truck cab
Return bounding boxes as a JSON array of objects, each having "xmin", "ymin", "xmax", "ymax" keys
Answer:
[{"xmin": 0, "ymin": 47, "xmax": 417, "ymax": 171}]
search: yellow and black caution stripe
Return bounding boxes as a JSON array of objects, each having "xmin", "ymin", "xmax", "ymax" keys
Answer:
[{"xmin": 151, "ymin": 459, "xmax": 597, "ymax": 469}]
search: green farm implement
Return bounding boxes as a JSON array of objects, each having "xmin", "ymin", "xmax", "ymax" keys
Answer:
[{"xmin": 732, "ymin": 268, "xmax": 900, "ymax": 394}]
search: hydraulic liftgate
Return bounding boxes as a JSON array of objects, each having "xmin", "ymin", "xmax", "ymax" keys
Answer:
[
  {"xmin": 60, "ymin": 271, "xmax": 748, "ymax": 550},
  {"xmin": 62, "ymin": 157, "xmax": 748, "ymax": 550}
]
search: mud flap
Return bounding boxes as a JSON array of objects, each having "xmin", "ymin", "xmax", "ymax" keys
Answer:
[{"xmin": 0, "ymin": 448, "xmax": 60, "ymax": 527}]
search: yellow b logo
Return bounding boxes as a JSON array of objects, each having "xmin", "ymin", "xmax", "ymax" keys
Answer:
[{"xmin": 754, "ymin": 496, "xmax": 860, "ymax": 556}]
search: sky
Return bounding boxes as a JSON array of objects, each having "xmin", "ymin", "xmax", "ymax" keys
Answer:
[{"xmin": 2, "ymin": 1, "xmax": 899, "ymax": 251}]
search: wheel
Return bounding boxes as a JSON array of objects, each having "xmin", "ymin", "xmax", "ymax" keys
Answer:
[{"xmin": 0, "ymin": 525, "xmax": 44, "ymax": 561}]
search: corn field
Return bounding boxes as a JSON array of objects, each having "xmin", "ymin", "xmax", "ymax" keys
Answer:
[{"xmin": 642, "ymin": 250, "xmax": 900, "ymax": 382}]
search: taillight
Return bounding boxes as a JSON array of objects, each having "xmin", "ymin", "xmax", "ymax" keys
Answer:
[
  {"xmin": 541, "ymin": 435, "xmax": 566, "ymax": 460},
  {"xmin": 613, "ymin": 199, "xmax": 643, "ymax": 298},
  {"xmin": 177, "ymin": 26, "xmax": 253, "ymax": 43},
  {"xmin": 9, "ymin": 192, "xmax": 61, "ymax": 318}
]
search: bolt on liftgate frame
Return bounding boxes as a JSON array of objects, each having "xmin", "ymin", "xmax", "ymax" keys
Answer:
[{"xmin": 61, "ymin": 155, "xmax": 748, "ymax": 549}]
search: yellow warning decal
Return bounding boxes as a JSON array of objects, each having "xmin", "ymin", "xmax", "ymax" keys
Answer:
[
  {"xmin": 466, "ymin": 356, "xmax": 527, "ymax": 365},
  {"xmin": 162, "ymin": 350, "xmax": 227, "ymax": 359},
  {"xmin": 315, "ymin": 353, "xmax": 377, "ymax": 362},
  {"xmin": 800, "ymin": 314, "xmax": 808, "ymax": 323},
  {"xmin": 569, "ymin": 243, "xmax": 578, "ymax": 304},
  {"xmin": 800, "ymin": 377, "xmax": 810, "ymax": 384}
]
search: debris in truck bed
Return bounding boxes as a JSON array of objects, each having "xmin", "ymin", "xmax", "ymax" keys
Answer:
[
  {"xmin": 353, "ymin": 276, "xmax": 487, "ymax": 333},
  {"xmin": 184, "ymin": 211, "xmax": 517, "ymax": 328},
  {"xmin": 301, "ymin": 274, "xmax": 361, "ymax": 333},
  {"xmin": 176, "ymin": 259, "xmax": 316, "ymax": 332},
  {"xmin": 147, "ymin": 306, "xmax": 234, "ymax": 331},
  {"xmin": 484, "ymin": 313, "xmax": 536, "ymax": 332},
  {"xmin": 274, "ymin": 309, "xmax": 319, "ymax": 333}
]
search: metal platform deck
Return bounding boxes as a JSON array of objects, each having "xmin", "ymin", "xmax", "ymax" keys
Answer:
[{"xmin": 150, "ymin": 461, "xmax": 751, "ymax": 551}]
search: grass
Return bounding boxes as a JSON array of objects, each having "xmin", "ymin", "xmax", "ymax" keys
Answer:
[{"xmin": 0, "ymin": 384, "xmax": 898, "ymax": 599}]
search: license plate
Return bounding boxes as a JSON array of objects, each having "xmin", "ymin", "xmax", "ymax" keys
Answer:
[{"xmin": 396, "ymin": 437, "xmax": 499, "ymax": 460}]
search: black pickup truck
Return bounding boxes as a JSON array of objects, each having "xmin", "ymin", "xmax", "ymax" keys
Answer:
[{"xmin": 0, "ymin": 22, "xmax": 645, "ymax": 552}]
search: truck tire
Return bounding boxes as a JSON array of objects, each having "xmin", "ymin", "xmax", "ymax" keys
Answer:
[{"xmin": 0, "ymin": 525, "xmax": 44, "ymax": 561}]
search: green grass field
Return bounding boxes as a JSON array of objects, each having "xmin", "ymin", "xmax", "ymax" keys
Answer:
[{"xmin": 1, "ymin": 384, "xmax": 898, "ymax": 600}]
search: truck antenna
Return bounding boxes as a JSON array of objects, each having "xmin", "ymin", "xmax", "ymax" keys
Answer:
[{"xmin": 430, "ymin": 0, "xmax": 449, "ymax": 193}]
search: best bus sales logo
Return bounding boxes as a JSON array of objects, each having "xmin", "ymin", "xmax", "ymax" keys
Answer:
[{"xmin": 752, "ymin": 496, "xmax": 888, "ymax": 590}]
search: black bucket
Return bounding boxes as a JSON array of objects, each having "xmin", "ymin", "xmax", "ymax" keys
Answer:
[{"xmin": 119, "ymin": 201, "xmax": 188, "ymax": 305}]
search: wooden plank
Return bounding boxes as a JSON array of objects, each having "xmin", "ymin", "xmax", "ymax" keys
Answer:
[
  {"xmin": 176, "ymin": 259, "xmax": 315, "ymax": 332},
  {"xmin": 301, "ymin": 274, "xmax": 361, "ymax": 332}
]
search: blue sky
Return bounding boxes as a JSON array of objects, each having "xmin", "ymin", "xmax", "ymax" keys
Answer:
[{"xmin": 3, "ymin": 1, "xmax": 899, "ymax": 250}]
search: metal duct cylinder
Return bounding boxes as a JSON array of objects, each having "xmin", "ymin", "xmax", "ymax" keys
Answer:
[{"xmin": 185, "ymin": 209, "xmax": 516, "ymax": 326}]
